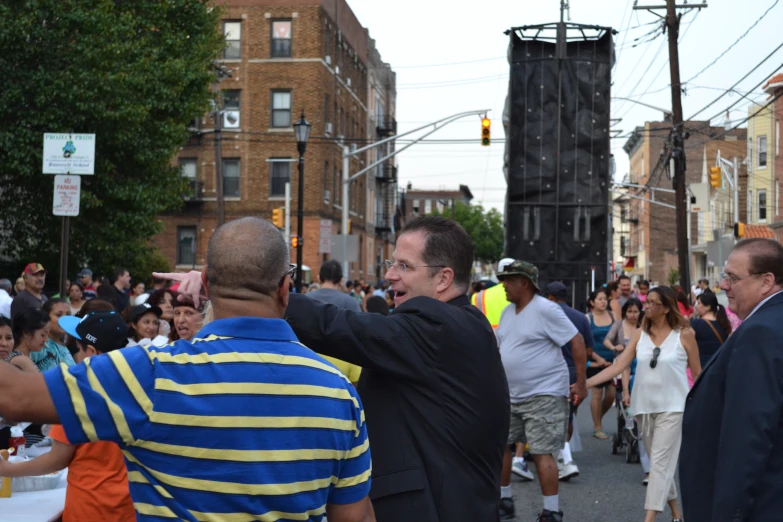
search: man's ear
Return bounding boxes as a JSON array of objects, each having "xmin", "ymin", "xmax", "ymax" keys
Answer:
[
  {"xmin": 85, "ymin": 345, "xmax": 98, "ymax": 357},
  {"xmin": 201, "ymin": 267, "xmax": 210, "ymax": 298},
  {"xmin": 435, "ymin": 267, "xmax": 455, "ymax": 294},
  {"xmin": 278, "ymin": 276, "xmax": 290, "ymax": 310}
]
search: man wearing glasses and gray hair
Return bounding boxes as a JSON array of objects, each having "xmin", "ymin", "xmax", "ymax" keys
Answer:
[{"xmin": 680, "ymin": 238, "xmax": 783, "ymax": 522}]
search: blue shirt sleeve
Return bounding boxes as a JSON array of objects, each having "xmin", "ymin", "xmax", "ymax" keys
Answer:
[
  {"xmin": 328, "ymin": 387, "xmax": 372, "ymax": 505},
  {"xmin": 43, "ymin": 346, "xmax": 155, "ymax": 447},
  {"xmin": 579, "ymin": 316, "xmax": 595, "ymax": 349}
]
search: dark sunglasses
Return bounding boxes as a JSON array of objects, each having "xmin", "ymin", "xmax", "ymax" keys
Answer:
[
  {"xmin": 278, "ymin": 264, "xmax": 297, "ymax": 287},
  {"xmin": 650, "ymin": 347, "xmax": 661, "ymax": 369}
]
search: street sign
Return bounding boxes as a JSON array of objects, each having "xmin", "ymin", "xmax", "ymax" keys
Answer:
[
  {"xmin": 319, "ymin": 219, "xmax": 332, "ymax": 254},
  {"xmin": 53, "ymin": 175, "xmax": 80, "ymax": 216},
  {"xmin": 43, "ymin": 133, "xmax": 96, "ymax": 175},
  {"xmin": 331, "ymin": 234, "xmax": 358, "ymax": 263}
]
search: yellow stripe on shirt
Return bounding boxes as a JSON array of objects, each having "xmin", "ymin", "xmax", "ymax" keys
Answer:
[
  {"xmin": 154, "ymin": 379, "xmax": 360, "ymax": 409},
  {"xmin": 133, "ymin": 502, "xmax": 179, "ymax": 519},
  {"xmin": 60, "ymin": 362, "xmax": 98, "ymax": 442},
  {"xmin": 127, "ymin": 471, "xmax": 174, "ymax": 499},
  {"xmin": 188, "ymin": 504, "xmax": 327, "ymax": 522},
  {"xmin": 133, "ymin": 437, "xmax": 369, "ymax": 463},
  {"xmin": 123, "ymin": 451, "xmax": 344, "ymax": 496},
  {"xmin": 108, "ymin": 350, "xmax": 155, "ymax": 415},
  {"xmin": 84, "ymin": 358, "xmax": 136, "ymax": 445},
  {"xmin": 335, "ymin": 468, "xmax": 373, "ymax": 489},
  {"xmin": 149, "ymin": 411, "xmax": 359, "ymax": 435},
  {"xmin": 147, "ymin": 350, "xmax": 351, "ymax": 384}
]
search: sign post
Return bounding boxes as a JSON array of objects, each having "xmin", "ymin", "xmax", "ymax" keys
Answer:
[{"xmin": 44, "ymin": 133, "xmax": 94, "ymax": 296}]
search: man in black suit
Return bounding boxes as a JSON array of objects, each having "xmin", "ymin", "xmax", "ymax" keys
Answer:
[
  {"xmin": 285, "ymin": 216, "xmax": 510, "ymax": 522},
  {"xmin": 681, "ymin": 238, "xmax": 783, "ymax": 521}
]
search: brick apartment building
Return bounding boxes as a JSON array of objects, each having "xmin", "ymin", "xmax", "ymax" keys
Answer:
[
  {"xmin": 151, "ymin": 0, "xmax": 397, "ymax": 283},
  {"xmin": 400, "ymin": 184, "xmax": 474, "ymax": 222},
  {"xmin": 622, "ymin": 121, "xmax": 746, "ymax": 284}
]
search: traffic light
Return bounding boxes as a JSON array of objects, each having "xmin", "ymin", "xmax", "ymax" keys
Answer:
[
  {"xmin": 291, "ymin": 236, "xmax": 300, "ymax": 248},
  {"xmin": 481, "ymin": 117, "xmax": 491, "ymax": 146},
  {"xmin": 272, "ymin": 207, "xmax": 284, "ymax": 228},
  {"xmin": 709, "ymin": 166, "xmax": 721, "ymax": 189},
  {"xmin": 734, "ymin": 222, "xmax": 745, "ymax": 239}
]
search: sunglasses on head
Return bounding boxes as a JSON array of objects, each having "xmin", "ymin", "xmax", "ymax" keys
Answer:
[{"xmin": 650, "ymin": 346, "xmax": 661, "ymax": 369}]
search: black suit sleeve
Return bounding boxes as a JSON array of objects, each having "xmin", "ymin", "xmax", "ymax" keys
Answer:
[
  {"xmin": 712, "ymin": 323, "xmax": 783, "ymax": 520},
  {"xmin": 286, "ymin": 294, "xmax": 436, "ymax": 381}
]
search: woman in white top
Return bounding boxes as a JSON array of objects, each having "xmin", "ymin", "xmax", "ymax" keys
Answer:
[{"xmin": 587, "ymin": 286, "xmax": 701, "ymax": 522}]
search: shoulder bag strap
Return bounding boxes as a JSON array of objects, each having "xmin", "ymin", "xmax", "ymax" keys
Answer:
[{"xmin": 704, "ymin": 320, "xmax": 724, "ymax": 344}]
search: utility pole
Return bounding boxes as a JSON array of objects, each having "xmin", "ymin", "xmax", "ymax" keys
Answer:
[
  {"xmin": 666, "ymin": 0, "xmax": 690, "ymax": 295},
  {"xmin": 634, "ymin": 1, "xmax": 707, "ymax": 295}
]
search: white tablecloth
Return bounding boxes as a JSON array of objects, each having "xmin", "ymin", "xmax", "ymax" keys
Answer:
[{"xmin": 0, "ymin": 450, "xmax": 66, "ymax": 522}]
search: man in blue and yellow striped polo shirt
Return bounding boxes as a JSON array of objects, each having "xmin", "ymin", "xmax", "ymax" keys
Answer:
[{"xmin": 0, "ymin": 217, "xmax": 374, "ymax": 522}]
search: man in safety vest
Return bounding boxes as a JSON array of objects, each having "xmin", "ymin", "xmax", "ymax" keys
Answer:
[
  {"xmin": 472, "ymin": 258, "xmax": 535, "ymax": 481},
  {"xmin": 471, "ymin": 258, "xmax": 513, "ymax": 330}
]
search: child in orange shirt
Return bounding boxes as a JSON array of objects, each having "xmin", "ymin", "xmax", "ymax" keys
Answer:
[{"xmin": 0, "ymin": 311, "xmax": 135, "ymax": 521}]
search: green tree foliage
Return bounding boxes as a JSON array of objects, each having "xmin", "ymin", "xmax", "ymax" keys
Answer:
[
  {"xmin": 0, "ymin": 0, "xmax": 223, "ymax": 284},
  {"xmin": 668, "ymin": 267, "xmax": 680, "ymax": 287},
  {"xmin": 431, "ymin": 202, "xmax": 504, "ymax": 263}
]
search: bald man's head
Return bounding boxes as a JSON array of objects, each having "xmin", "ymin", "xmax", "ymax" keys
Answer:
[{"xmin": 207, "ymin": 217, "xmax": 290, "ymax": 301}]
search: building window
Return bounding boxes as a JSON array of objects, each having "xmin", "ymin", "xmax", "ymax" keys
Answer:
[
  {"xmin": 223, "ymin": 21, "xmax": 241, "ymax": 59},
  {"xmin": 222, "ymin": 90, "xmax": 241, "ymax": 128},
  {"xmin": 759, "ymin": 136, "xmax": 767, "ymax": 168},
  {"xmin": 759, "ymin": 189, "xmax": 767, "ymax": 222},
  {"xmin": 748, "ymin": 190, "xmax": 753, "ymax": 223},
  {"xmin": 222, "ymin": 159, "xmax": 240, "ymax": 197},
  {"xmin": 777, "ymin": 180, "xmax": 780, "ymax": 218},
  {"xmin": 271, "ymin": 20, "xmax": 292, "ymax": 58},
  {"xmin": 324, "ymin": 161, "xmax": 330, "ymax": 202},
  {"xmin": 412, "ymin": 199, "xmax": 420, "ymax": 214},
  {"xmin": 270, "ymin": 160, "xmax": 290, "ymax": 197},
  {"xmin": 271, "ymin": 90, "xmax": 291, "ymax": 128},
  {"xmin": 424, "ymin": 200, "xmax": 432, "ymax": 214},
  {"xmin": 324, "ymin": 94, "xmax": 330, "ymax": 128},
  {"xmin": 177, "ymin": 227, "xmax": 197, "ymax": 266},
  {"xmin": 324, "ymin": 23, "xmax": 331, "ymax": 58},
  {"xmin": 777, "ymin": 120, "xmax": 780, "ymax": 157},
  {"xmin": 179, "ymin": 158, "xmax": 198, "ymax": 198}
]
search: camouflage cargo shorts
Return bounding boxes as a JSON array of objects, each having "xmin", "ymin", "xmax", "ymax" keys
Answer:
[{"xmin": 507, "ymin": 395, "xmax": 569, "ymax": 455}]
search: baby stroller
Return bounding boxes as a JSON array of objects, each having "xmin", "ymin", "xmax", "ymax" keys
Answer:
[{"xmin": 611, "ymin": 377, "xmax": 640, "ymax": 464}]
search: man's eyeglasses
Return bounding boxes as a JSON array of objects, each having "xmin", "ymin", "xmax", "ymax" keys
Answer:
[
  {"xmin": 720, "ymin": 272, "xmax": 763, "ymax": 286},
  {"xmin": 384, "ymin": 260, "xmax": 445, "ymax": 274},
  {"xmin": 650, "ymin": 347, "xmax": 661, "ymax": 369},
  {"xmin": 279, "ymin": 264, "xmax": 297, "ymax": 287}
]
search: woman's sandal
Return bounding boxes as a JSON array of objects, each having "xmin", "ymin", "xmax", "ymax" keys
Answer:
[{"xmin": 593, "ymin": 429, "xmax": 610, "ymax": 440}]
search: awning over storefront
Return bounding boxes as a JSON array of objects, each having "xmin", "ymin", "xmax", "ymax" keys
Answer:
[{"xmin": 623, "ymin": 257, "xmax": 636, "ymax": 270}]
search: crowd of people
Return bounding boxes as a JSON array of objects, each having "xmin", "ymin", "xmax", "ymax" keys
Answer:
[{"xmin": 0, "ymin": 218, "xmax": 782, "ymax": 522}]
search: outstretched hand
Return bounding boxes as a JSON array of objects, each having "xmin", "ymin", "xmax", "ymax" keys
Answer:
[{"xmin": 153, "ymin": 271, "xmax": 206, "ymax": 308}]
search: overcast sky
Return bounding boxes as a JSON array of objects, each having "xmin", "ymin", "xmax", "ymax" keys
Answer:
[{"xmin": 347, "ymin": 0, "xmax": 781, "ymax": 213}]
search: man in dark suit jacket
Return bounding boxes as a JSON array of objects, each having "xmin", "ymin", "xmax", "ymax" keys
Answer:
[
  {"xmin": 286, "ymin": 216, "xmax": 510, "ymax": 522},
  {"xmin": 681, "ymin": 238, "xmax": 783, "ymax": 521}
]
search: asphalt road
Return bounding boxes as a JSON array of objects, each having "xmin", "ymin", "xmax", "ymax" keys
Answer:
[{"xmin": 509, "ymin": 389, "xmax": 682, "ymax": 522}]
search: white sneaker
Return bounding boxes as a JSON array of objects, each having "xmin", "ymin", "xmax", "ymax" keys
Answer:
[
  {"xmin": 558, "ymin": 461, "xmax": 579, "ymax": 481},
  {"xmin": 512, "ymin": 459, "xmax": 534, "ymax": 481}
]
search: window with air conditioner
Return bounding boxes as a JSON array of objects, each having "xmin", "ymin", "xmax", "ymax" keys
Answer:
[
  {"xmin": 179, "ymin": 158, "xmax": 198, "ymax": 198},
  {"xmin": 759, "ymin": 136, "xmax": 767, "ymax": 168},
  {"xmin": 271, "ymin": 90, "xmax": 291, "ymax": 128},
  {"xmin": 270, "ymin": 160, "xmax": 290, "ymax": 197},
  {"xmin": 222, "ymin": 159, "xmax": 240, "ymax": 197},
  {"xmin": 324, "ymin": 161, "xmax": 330, "ymax": 203},
  {"xmin": 325, "ymin": 122, "xmax": 333, "ymax": 135},
  {"xmin": 223, "ymin": 21, "xmax": 241, "ymax": 59},
  {"xmin": 177, "ymin": 227, "xmax": 197, "ymax": 266},
  {"xmin": 412, "ymin": 199, "xmax": 420, "ymax": 214},
  {"xmin": 759, "ymin": 189, "xmax": 767, "ymax": 222},
  {"xmin": 271, "ymin": 20, "xmax": 292, "ymax": 58},
  {"xmin": 222, "ymin": 90, "xmax": 240, "ymax": 128}
]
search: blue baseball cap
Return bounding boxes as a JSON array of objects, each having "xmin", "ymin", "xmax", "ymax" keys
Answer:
[{"xmin": 59, "ymin": 311, "xmax": 129, "ymax": 353}]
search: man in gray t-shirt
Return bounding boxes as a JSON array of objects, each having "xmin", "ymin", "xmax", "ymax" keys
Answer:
[
  {"xmin": 306, "ymin": 260, "xmax": 361, "ymax": 313},
  {"xmin": 496, "ymin": 261, "xmax": 586, "ymax": 522}
]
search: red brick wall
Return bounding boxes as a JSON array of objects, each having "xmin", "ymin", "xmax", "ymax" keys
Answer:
[{"xmin": 152, "ymin": 1, "xmax": 389, "ymax": 282}]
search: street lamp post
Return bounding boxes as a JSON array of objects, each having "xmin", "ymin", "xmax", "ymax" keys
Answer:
[{"xmin": 293, "ymin": 112, "xmax": 311, "ymax": 293}]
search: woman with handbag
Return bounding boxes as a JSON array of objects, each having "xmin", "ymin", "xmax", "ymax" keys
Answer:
[
  {"xmin": 691, "ymin": 291, "xmax": 731, "ymax": 370},
  {"xmin": 587, "ymin": 286, "xmax": 701, "ymax": 522}
]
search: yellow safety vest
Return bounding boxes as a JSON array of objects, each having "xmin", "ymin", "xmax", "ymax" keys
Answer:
[{"xmin": 471, "ymin": 284, "xmax": 510, "ymax": 329}]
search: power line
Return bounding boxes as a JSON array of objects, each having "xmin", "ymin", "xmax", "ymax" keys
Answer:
[
  {"xmin": 384, "ymin": 56, "xmax": 506, "ymax": 70},
  {"xmin": 684, "ymin": 0, "xmax": 780, "ymax": 84}
]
